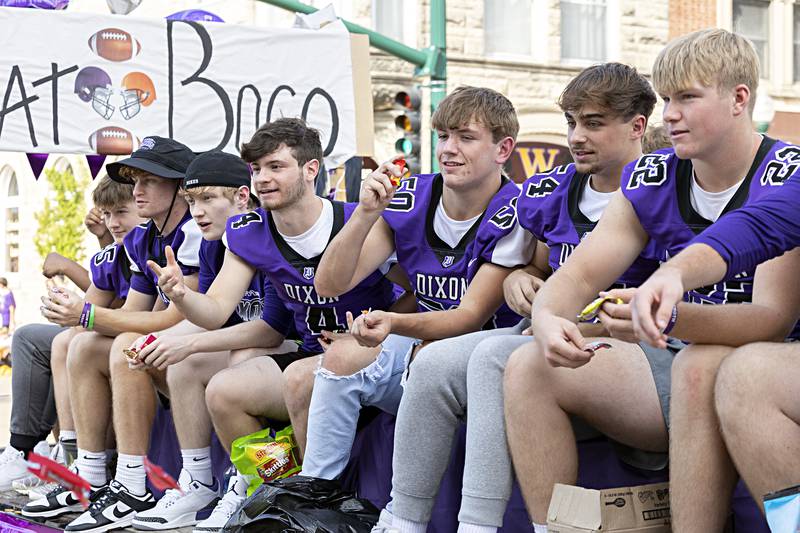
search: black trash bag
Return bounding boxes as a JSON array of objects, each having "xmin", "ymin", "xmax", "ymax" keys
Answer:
[{"xmin": 221, "ymin": 475, "xmax": 380, "ymax": 533}]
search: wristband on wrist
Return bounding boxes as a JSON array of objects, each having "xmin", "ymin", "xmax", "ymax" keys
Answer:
[
  {"xmin": 79, "ymin": 302, "xmax": 91, "ymax": 328},
  {"xmin": 661, "ymin": 305, "xmax": 678, "ymax": 336},
  {"xmin": 87, "ymin": 304, "xmax": 96, "ymax": 330}
]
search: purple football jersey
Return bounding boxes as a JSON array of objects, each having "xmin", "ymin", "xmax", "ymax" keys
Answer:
[
  {"xmin": 89, "ymin": 243, "xmax": 132, "ymax": 300},
  {"xmin": 199, "ymin": 239, "xmax": 291, "ymax": 328},
  {"xmin": 517, "ymin": 164, "xmax": 660, "ymax": 287},
  {"xmin": 692, "ymin": 144, "xmax": 800, "ymax": 277},
  {"xmin": 124, "ymin": 209, "xmax": 202, "ymax": 305},
  {"xmin": 224, "ymin": 201, "xmax": 395, "ymax": 353},
  {"xmin": 622, "ymin": 138, "xmax": 800, "ymax": 337},
  {"xmin": 382, "ymin": 174, "xmax": 524, "ymax": 328}
]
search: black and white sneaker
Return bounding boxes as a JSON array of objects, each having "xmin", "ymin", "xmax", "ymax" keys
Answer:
[
  {"xmin": 21, "ymin": 482, "xmax": 107, "ymax": 518},
  {"xmin": 65, "ymin": 480, "xmax": 155, "ymax": 533}
]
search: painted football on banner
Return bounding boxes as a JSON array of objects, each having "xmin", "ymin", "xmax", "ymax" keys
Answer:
[
  {"xmin": 88, "ymin": 127, "xmax": 137, "ymax": 155},
  {"xmin": 88, "ymin": 28, "xmax": 141, "ymax": 62}
]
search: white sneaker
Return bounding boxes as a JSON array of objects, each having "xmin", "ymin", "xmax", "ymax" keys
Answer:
[
  {"xmin": 132, "ymin": 470, "xmax": 219, "ymax": 530},
  {"xmin": 14, "ymin": 441, "xmax": 65, "ymax": 495},
  {"xmin": 371, "ymin": 509, "xmax": 400, "ymax": 533},
  {"xmin": 0, "ymin": 440, "xmax": 50, "ymax": 491},
  {"xmin": 192, "ymin": 475, "xmax": 246, "ymax": 533}
]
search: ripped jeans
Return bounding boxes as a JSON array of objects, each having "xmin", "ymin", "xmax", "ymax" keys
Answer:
[{"xmin": 299, "ymin": 334, "xmax": 418, "ymax": 480}]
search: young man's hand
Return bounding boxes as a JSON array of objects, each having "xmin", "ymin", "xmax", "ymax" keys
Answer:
[
  {"xmin": 42, "ymin": 252, "xmax": 69, "ymax": 278},
  {"xmin": 85, "ymin": 207, "xmax": 110, "ymax": 239},
  {"xmin": 596, "ymin": 287, "xmax": 639, "ymax": 343},
  {"xmin": 503, "ymin": 269, "xmax": 545, "ymax": 318},
  {"xmin": 531, "ymin": 313, "xmax": 596, "ymax": 369},
  {"xmin": 630, "ymin": 266, "xmax": 684, "ymax": 348},
  {"xmin": 138, "ymin": 335, "xmax": 192, "ymax": 370},
  {"xmin": 148, "ymin": 246, "xmax": 186, "ymax": 302},
  {"xmin": 40, "ymin": 287, "xmax": 83, "ymax": 327},
  {"xmin": 359, "ymin": 160, "xmax": 404, "ymax": 215},
  {"xmin": 346, "ymin": 310, "xmax": 391, "ymax": 347}
]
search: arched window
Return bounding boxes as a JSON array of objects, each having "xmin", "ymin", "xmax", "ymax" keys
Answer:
[{"xmin": 1, "ymin": 166, "xmax": 20, "ymax": 273}]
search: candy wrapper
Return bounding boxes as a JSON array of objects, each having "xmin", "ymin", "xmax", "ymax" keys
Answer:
[
  {"xmin": 27, "ymin": 452, "xmax": 91, "ymax": 508},
  {"xmin": 577, "ymin": 296, "xmax": 623, "ymax": 322},
  {"xmin": 124, "ymin": 333, "xmax": 157, "ymax": 360},
  {"xmin": 230, "ymin": 426, "xmax": 301, "ymax": 496},
  {"xmin": 764, "ymin": 484, "xmax": 800, "ymax": 532},
  {"xmin": 144, "ymin": 457, "xmax": 182, "ymax": 494}
]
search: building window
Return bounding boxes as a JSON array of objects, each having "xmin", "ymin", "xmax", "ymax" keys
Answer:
[
  {"xmin": 3, "ymin": 169, "xmax": 19, "ymax": 273},
  {"xmin": 560, "ymin": 0, "xmax": 607, "ymax": 62},
  {"xmin": 374, "ymin": 0, "xmax": 404, "ymax": 42},
  {"xmin": 795, "ymin": 4, "xmax": 800, "ymax": 82},
  {"xmin": 484, "ymin": 0, "xmax": 532, "ymax": 57},
  {"xmin": 732, "ymin": 0, "xmax": 769, "ymax": 77}
]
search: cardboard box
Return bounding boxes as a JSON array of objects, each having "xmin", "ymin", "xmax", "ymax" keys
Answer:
[{"xmin": 547, "ymin": 482, "xmax": 671, "ymax": 532}]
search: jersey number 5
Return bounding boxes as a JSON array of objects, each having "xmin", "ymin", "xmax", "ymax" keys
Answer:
[{"xmin": 627, "ymin": 153, "xmax": 669, "ymax": 189}]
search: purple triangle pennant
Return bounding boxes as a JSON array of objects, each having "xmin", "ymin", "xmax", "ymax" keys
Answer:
[
  {"xmin": 86, "ymin": 154, "xmax": 107, "ymax": 179},
  {"xmin": 26, "ymin": 153, "xmax": 48, "ymax": 179}
]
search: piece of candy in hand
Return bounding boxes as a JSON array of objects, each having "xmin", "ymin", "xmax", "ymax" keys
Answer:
[
  {"xmin": 577, "ymin": 296, "xmax": 624, "ymax": 322},
  {"xmin": 124, "ymin": 334, "xmax": 157, "ymax": 360},
  {"xmin": 584, "ymin": 341, "xmax": 612, "ymax": 353},
  {"xmin": 389, "ymin": 158, "xmax": 411, "ymax": 187}
]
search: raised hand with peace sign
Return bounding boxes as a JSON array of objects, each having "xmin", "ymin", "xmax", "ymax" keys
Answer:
[{"xmin": 147, "ymin": 245, "xmax": 186, "ymax": 303}]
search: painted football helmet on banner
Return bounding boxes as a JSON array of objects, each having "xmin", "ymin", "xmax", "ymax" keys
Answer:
[
  {"xmin": 74, "ymin": 66, "xmax": 114, "ymax": 119},
  {"xmin": 120, "ymin": 71, "xmax": 156, "ymax": 119}
]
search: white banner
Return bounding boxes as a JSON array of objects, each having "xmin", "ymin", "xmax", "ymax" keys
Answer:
[{"xmin": 0, "ymin": 7, "xmax": 357, "ymax": 167}]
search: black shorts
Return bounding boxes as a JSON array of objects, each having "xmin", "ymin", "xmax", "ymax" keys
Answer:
[{"xmin": 269, "ymin": 349, "xmax": 318, "ymax": 372}]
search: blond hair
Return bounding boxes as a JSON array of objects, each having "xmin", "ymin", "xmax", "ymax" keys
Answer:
[
  {"xmin": 431, "ymin": 86, "xmax": 519, "ymax": 142},
  {"xmin": 652, "ymin": 29, "xmax": 759, "ymax": 113},
  {"xmin": 181, "ymin": 185, "xmax": 258, "ymax": 209}
]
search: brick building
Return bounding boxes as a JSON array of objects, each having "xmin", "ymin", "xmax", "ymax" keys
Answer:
[{"xmin": 2, "ymin": 0, "xmax": 800, "ymax": 325}]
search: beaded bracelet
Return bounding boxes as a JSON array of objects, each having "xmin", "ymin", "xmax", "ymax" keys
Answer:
[{"xmin": 662, "ymin": 305, "xmax": 679, "ymax": 336}]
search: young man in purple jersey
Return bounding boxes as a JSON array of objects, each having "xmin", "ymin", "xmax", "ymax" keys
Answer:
[
  {"xmin": 1, "ymin": 179, "xmax": 143, "ymax": 493},
  {"xmin": 627, "ymin": 147, "xmax": 800, "ymax": 522},
  {"xmin": 121, "ymin": 151, "xmax": 296, "ymax": 532},
  {"xmin": 371, "ymin": 64, "xmax": 660, "ymax": 533},
  {"xmin": 33, "ymin": 137, "xmax": 203, "ymax": 531},
  {"xmin": 149, "ymin": 118, "xmax": 400, "ymax": 532},
  {"xmin": 503, "ymin": 29, "xmax": 800, "ymax": 533},
  {"xmin": 304, "ymin": 87, "xmax": 528, "ymax": 495}
]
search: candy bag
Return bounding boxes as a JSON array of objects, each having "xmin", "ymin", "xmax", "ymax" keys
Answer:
[{"xmin": 230, "ymin": 426, "xmax": 301, "ymax": 496}]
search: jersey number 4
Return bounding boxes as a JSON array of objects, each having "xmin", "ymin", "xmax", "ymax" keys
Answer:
[
  {"xmin": 306, "ymin": 306, "xmax": 346, "ymax": 335},
  {"xmin": 230, "ymin": 211, "xmax": 263, "ymax": 230}
]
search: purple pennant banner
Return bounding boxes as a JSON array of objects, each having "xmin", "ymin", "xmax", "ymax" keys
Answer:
[
  {"xmin": 86, "ymin": 154, "xmax": 107, "ymax": 178},
  {"xmin": 25, "ymin": 153, "xmax": 48, "ymax": 179}
]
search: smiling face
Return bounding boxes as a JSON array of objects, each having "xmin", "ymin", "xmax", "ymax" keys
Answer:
[
  {"xmin": 565, "ymin": 105, "xmax": 644, "ymax": 177},
  {"xmin": 250, "ymin": 144, "xmax": 317, "ymax": 211},
  {"xmin": 435, "ymin": 121, "xmax": 513, "ymax": 188},
  {"xmin": 100, "ymin": 199, "xmax": 144, "ymax": 244},
  {"xmin": 184, "ymin": 186, "xmax": 249, "ymax": 240}
]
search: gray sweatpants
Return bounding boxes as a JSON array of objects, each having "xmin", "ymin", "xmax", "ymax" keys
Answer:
[
  {"xmin": 10, "ymin": 323, "xmax": 65, "ymax": 439},
  {"xmin": 392, "ymin": 319, "xmax": 531, "ymax": 527}
]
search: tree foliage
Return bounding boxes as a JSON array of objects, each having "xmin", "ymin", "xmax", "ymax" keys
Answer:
[{"xmin": 34, "ymin": 167, "xmax": 88, "ymax": 265}]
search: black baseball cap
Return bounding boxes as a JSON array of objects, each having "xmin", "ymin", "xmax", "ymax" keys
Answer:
[
  {"xmin": 107, "ymin": 136, "xmax": 195, "ymax": 184},
  {"xmin": 184, "ymin": 150, "xmax": 259, "ymax": 206}
]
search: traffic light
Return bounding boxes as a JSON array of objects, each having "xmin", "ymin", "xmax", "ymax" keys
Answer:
[{"xmin": 394, "ymin": 87, "xmax": 422, "ymax": 174}]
